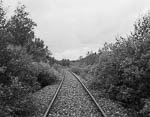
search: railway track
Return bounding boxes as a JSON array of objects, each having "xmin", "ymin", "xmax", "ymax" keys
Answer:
[
  {"xmin": 43, "ymin": 70, "xmax": 65, "ymax": 117},
  {"xmin": 43, "ymin": 70, "xmax": 107, "ymax": 117}
]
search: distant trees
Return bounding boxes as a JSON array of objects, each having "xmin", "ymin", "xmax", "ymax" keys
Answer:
[
  {"xmin": 79, "ymin": 52, "xmax": 99, "ymax": 65},
  {"xmin": 48, "ymin": 56, "xmax": 58, "ymax": 65},
  {"xmin": 59, "ymin": 59, "xmax": 70, "ymax": 67},
  {"xmin": 79, "ymin": 56, "xmax": 83, "ymax": 60}
]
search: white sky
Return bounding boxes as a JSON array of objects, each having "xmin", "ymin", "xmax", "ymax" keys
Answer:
[{"xmin": 3, "ymin": 0, "xmax": 150, "ymax": 60}]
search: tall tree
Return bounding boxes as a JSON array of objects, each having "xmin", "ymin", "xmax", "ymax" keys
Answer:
[{"xmin": 7, "ymin": 5, "xmax": 36, "ymax": 46}]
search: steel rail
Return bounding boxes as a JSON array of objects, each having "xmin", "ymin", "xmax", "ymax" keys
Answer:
[
  {"xmin": 70, "ymin": 71, "xmax": 108, "ymax": 117},
  {"xmin": 43, "ymin": 70, "xmax": 65, "ymax": 117}
]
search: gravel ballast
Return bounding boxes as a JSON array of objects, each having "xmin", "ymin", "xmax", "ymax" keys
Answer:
[
  {"xmin": 32, "ymin": 71, "xmax": 130, "ymax": 117},
  {"xmin": 48, "ymin": 71, "xmax": 103, "ymax": 117},
  {"xmin": 78, "ymin": 74, "xmax": 131, "ymax": 117},
  {"xmin": 32, "ymin": 83, "xmax": 60, "ymax": 117}
]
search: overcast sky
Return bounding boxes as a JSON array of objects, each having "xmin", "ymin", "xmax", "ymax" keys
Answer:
[{"xmin": 3, "ymin": 0, "xmax": 150, "ymax": 60}]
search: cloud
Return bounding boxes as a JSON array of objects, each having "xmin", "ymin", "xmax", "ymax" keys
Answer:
[{"xmin": 3, "ymin": 0, "xmax": 150, "ymax": 60}]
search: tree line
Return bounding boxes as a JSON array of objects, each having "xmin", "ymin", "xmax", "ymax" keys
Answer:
[{"xmin": 0, "ymin": 3, "xmax": 63, "ymax": 116}]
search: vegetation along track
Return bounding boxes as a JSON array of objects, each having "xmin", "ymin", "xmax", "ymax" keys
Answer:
[{"xmin": 43, "ymin": 70, "xmax": 107, "ymax": 117}]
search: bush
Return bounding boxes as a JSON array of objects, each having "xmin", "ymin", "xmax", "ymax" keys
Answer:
[
  {"xmin": 31, "ymin": 62, "xmax": 60, "ymax": 87},
  {"xmin": 0, "ymin": 3, "xmax": 56, "ymax": 116},
  {"xmin": 70, "ymin": 67, "xmax": 82, "ymax": 75},
  {"xmin": 88, "ymin": 12, "xmax": 150, "ymax": 116},
  {"xmin": 88, "ymin": 80, "xmax": 102, "ymax": 90},
  {"xmin": 0, "ymin": 77, "xmax": 38, "ymax": 117},
  {"xmin": 53, "ymin": 63, "xmax": 62, "ymax": 73},
  {"xmin": 37, "ymin": 69, "xmax": 58, "ymax": 87},
  {"xmin": 140, "ymin": 99, "xmax": 150, "ymax": 117}
]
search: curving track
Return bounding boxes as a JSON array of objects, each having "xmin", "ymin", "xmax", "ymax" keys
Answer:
[{"xmin": 43, "ymin": 70, "xmax": 107, "ymax": 117}]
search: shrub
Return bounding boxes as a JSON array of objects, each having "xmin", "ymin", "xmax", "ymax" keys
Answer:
[
  {"xmin": 37, "ymin": 70, "xmax": 57, "ymax": 87},
  {"xmin": 88, "ymin": 80, "xmax": 102, "ymax": 90},
  {"xmin": 32, "ymin": 62, "xmax": 60, "ymax": 87},
  {"xmin": 0, "ymin": 3, "xmax": 55, "ymax": 116},
  {"xmin": 0, "ymin": 77, "xmax": 38, "ymax": 117},
  {"xmin": 88, "ymin": 12, "xmax": 150, "ymax": 116},
  {"xmin": 70, "ymin": 67, "xmax": 82, "ymax": 75},
  {"xmin": 53, "ymin": 63, "xmax": 62, "ymax": 73}
]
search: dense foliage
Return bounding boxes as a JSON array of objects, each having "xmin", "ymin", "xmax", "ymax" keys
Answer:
[
  {"xmin": 59, "ymin": 59, "xmax": 70, "ymax": 67},
  {"xmin": 0, "ymin": 3, "xmax": 60, "ymax": 116},
  {"xmin": 73, "ymin": 12, "xmax": 150, "ymax": 116}
]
